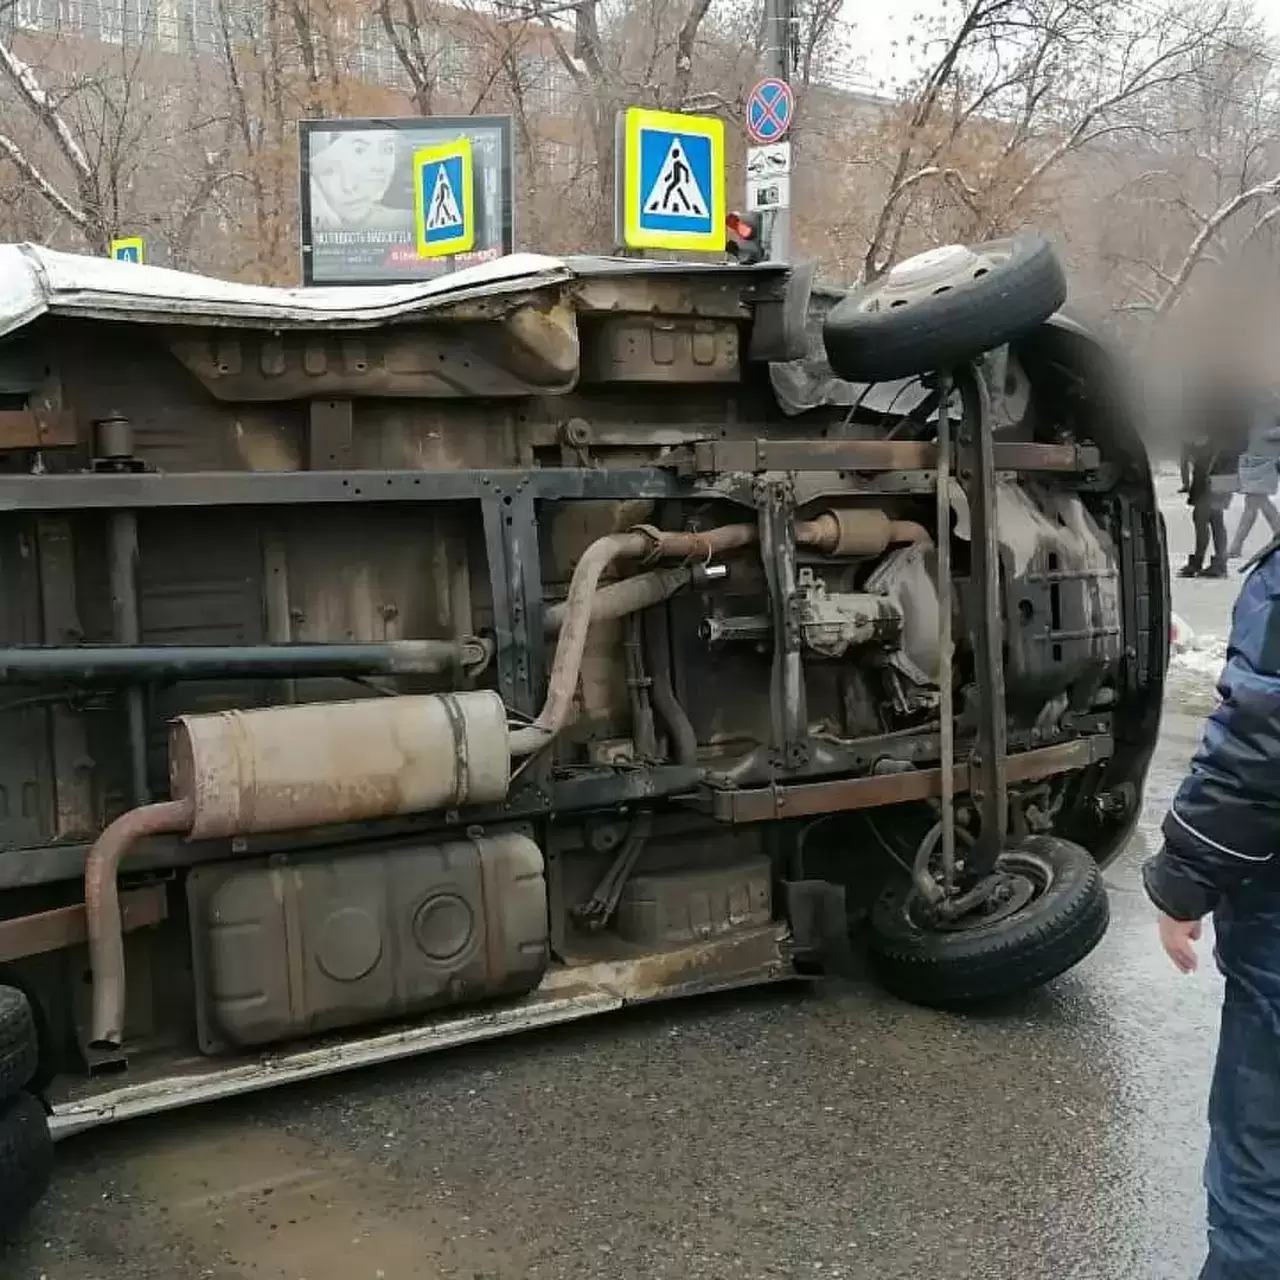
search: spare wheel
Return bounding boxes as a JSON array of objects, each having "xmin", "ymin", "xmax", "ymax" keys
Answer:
[{"xmin": 822, "ymin": 234, "xmax": 1068, "ymax": 383}]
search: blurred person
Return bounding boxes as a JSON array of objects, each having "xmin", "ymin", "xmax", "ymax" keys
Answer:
[
  {"xmin": 1146, "ymin": 537, "xmax": 1280, "ymax": 1277},
  {"xmin": 1180, "ymin": 430, "xmax": 1236, "ymax": 579},
  {"xmin": 1227, "ymin": 396, "xmax": 1280, "ymax": 560},
  {"xmin": 310, "ymin": 129, "xmax": 404, "ymax": 231},
  {"xmin": 1179, "ymin": 375, "xmax": 1253, "ymax": 579}
]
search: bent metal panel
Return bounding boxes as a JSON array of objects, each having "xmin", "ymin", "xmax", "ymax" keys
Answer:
[{"xmin": 298, "ymin": 116, "xmax": 513, "ymax": 286}]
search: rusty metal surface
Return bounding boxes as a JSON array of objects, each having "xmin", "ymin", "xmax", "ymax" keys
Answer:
[
  {"xmin": 543, "ymin": 924, "xmax": 788, "ymax": 1005},
  {"xmin": 707, "ymin": 736, "xmax": 1114, "ymax": 823},
  {"xmin": 48, "ymin": 990, "xmax": 621, "ymax": 1138},
  {"xmin": 510, "ymin": 532, "xmax": 649, "ymax": 753},
  {"xmin": 170, "ymin": 690, "xmax": 510, "ymax": 840},
  {"xmin": 0, "ymin": 408, "xmax": 76, "ymax": 449},
  {"xmin": 580, "ymin": 317, "xmax": 740, "ymax": 384},
  {"xmin": 46, "ymin": 924, "xmax": 791, "ymax": 1138},
  {"xmin": 85, "ymin": 797, "xmax": 194, "ymax": 1049},
  {"xmin": 568, "ymin": 275, "xmax": 757, "ymax": 321},
  {"xmin": 0, "ymin": 883, "xmax": 167, "ymax": 963},
  {"xmin": 308, "ymin": 399, "xmax": 354, "ymax": 470},
  {"xmin": 511, "ymin": 524, "xmax": 760, "ymax": 755},
  {"xmin": 961, "ymin": 367, "xmax": 1009, "ymax": 872},
  {"xmin": 543, "ymin": 566, "xmax": 695, "ymax": 635},
  {"xmin": 187, "ymin": 831, "xmax": 547, "ymax": 1053},
  {"xmin": 35, "ymin": 516, "xmax": 95, "ymax": 839},
  {"xmin": 0, "ymin": 514, "xmax": 55, "ymax": 850},
  {"xmin": 168, "ymin": 312, "xmax": 581, "ymax": 403},
  {"xmin": 935, "ymin": 373, "xmax": 958, "ymax": 878},
  {"xmin": 688, "ymin": 439, "xmax": 1102, "ymax": 474}
]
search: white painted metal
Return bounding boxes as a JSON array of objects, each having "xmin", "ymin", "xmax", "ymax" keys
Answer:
[{"xmin": 0, "ymin": 243, "xmax": 572, "ymax": 339}]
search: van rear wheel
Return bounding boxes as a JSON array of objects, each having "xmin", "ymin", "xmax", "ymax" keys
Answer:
[
  {"xmin": 867, "ymin": 835, "xmax": 1109, "ymax": 1008},
  {"xmin": 0, "ymin": 1092, "xmax": 52, "ymax": 1238},
  {"xmin": 0, "ymin": 987, "xmax": 37, "ymax": 1099}
]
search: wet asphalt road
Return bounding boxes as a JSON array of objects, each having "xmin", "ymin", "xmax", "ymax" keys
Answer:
[{"xmin": 0, "ymin": 478, "xmax": 1243, "ymax": 1280}]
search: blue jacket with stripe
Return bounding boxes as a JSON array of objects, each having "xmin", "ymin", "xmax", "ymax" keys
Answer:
[{"xmin": 1144, "ymin": 543, "xmax": 1280, "ymax": 921}]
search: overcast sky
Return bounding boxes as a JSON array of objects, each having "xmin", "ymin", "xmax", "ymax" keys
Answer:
[{"xmin": 843, "ymin": 0, "xmax": 1280, "ymax": 87}]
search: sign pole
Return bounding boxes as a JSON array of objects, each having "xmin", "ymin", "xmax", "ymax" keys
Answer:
[{"xmin": 763, "ymin": 0, "xmax": 792, "ymax": 261}]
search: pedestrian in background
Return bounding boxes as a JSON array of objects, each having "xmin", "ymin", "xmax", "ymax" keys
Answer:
[
  {"xmin": 1227, "ymin": 396, "xmax": 1280, "ymax": 560},
  {"xmin": 1146, "ymin": 537, "xmax": 1280, "ymax": 1277},
  {"xmin": 1179, "ymin": 432, "xmax": 1236, "ymax": 579}
]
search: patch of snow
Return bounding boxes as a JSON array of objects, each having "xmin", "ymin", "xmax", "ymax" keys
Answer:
[
  {"xmin": 1171, "ymin": 639, "xmax": 1228, "ymax": 680},
  {"xmin": 1167, "ymin": 630, "xmax": 1229, "ymax": 713}
]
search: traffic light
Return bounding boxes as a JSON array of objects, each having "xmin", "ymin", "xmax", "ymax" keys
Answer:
[{"xmin": 726, "ymin": 211, "xmax": 765, "ymax": 264}]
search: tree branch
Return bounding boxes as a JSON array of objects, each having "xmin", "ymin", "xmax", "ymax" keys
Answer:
[
  {"xmin": 1158, "ymin": 176, "xmax": 1280, "ymax": 315},
  {"xmin": 0, "ymin": 132, "xmax": 89, "ymax": 231}
]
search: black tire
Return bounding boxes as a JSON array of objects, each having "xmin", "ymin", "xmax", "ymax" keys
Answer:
[
  {"xmin": 0, "ymin": 1092, "xmax": 53, "ymax": 1238},
  {"xmin": 0, "ymin": 986, "xmax": 37, "ymax": 1099},
  {"xmin": 868, "ymin": 835, "xmax": 1109, "ymax": 1008},
  {"xmin": 822, "ymin": 234, "xmax": 1068, "ymax": 383}
]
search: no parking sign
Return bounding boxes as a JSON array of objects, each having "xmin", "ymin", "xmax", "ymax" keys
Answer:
[{"xmin": 746, "ymin": 78, "xmax": 794, "ymax": 145}]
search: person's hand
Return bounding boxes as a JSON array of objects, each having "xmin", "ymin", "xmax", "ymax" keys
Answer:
[{"xmin": 1158, "ymin": 912, "xmax": 1202, "ymax": 973}]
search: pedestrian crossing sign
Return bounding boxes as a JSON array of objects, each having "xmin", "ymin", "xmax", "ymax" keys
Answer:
[
  {"xmin": 618, "ymin": 107, "xmax": 725, "ymax": 252},
  {"xmin": 110, "ymin": 237, "xmax": 144, "ymax": 264},
  {"xmin": 413, "ymin": 139, "xmax": 475, "ymax": 258}
]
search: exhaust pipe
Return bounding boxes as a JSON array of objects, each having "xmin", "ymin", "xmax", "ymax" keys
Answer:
[
  {"xmin": 86, "ymin": 799, "xmax": 194, "ymax": 1049},
  {"xmin": 509, "ymin": 524, "xmax": 758, "ymax": 756},
  {"xmin": 86, "ymin": 690, "xmax": 511, "ymax": 1050}
]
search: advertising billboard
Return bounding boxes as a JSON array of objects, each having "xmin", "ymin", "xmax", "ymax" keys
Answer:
[{"xmin": 298, "ymin": 116, "xmax": 513, "ymax": 286}]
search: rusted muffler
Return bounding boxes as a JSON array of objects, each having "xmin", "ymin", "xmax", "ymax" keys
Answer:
[
  {"xmin": 801, "ymin": 509, "xmax": 932, "ymax": 556},
  {"xmin": 170, "ymin": 690, "xmax": 509, "ymax": 839},
  {"xmin": 86, "ymin": 690, "xmax": 511, "ymax": 1049}
]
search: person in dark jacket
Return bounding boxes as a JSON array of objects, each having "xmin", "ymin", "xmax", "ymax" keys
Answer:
[
  {"xmin": 1180, "ymin": 433, "xmax": 1238, "ymax": 579},
  {"xmin": 1145, "ymin": 541, "xmax": 1280, "ymax": 1278}
]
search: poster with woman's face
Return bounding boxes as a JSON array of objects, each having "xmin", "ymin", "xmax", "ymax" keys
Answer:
[{"xmin": 299, "ymin": 117, "xmax": 513, "ymax": 285}]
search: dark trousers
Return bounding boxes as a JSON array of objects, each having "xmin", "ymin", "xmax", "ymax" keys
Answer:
[
  {"xmin": 1200, "ymin": 889, "xmax": 1280, "ymax": 1278},
  {"xmin": 1192, "ymin": 496, "xmax": 1229, "ymax": 569}
]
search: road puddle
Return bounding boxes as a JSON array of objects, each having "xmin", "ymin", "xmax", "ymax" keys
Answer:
[{"xmin": 129, "ymin": 1121, "xmax": 511, "ymax": 1278}]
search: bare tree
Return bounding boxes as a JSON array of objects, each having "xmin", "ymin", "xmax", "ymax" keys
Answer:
[
  {"xmin": 1095, "ymin": 26, "xmax": 1280, "ymax": 321},
  {"xmin": 838, "ymin": 0, "xmax": 1250, "ymax": 284},
  {"xmin": 378, "ymin": 0, "xmax": 445, "ymax": 113},
  {"xmin": 0, "ymin": 4, "xmax": 111, "ymax": 251}
]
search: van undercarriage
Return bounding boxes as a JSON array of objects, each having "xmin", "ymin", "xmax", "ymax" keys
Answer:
[{"xmin": 0, "ymin": 242, "xmax": 1166, "ymax": 1159}]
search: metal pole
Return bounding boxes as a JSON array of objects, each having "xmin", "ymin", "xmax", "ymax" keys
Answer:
[
  {"xmin": 0, "ymin": 640, "xmax": 487, "ymax": 683},
  {"xmin": 960, "ymin": 365, "xmax": 1009, "ymax": 878},
  {"xmin": 934, "ymin": 374, "xmax": 956, "ymax": 886},
  {"xmin": 763, "ymin": 0, "xmax": 792, "ymax": 262}
]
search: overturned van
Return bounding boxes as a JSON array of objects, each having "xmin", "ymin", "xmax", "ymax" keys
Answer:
[{"xmin": 0, "ymin": 235, "xmax": 1166, "ymax": 1230}]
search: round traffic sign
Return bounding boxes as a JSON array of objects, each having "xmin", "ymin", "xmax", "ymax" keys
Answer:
[{"xmin": 746, "ymin": 78, "xmax": 794, "ymax": 144}]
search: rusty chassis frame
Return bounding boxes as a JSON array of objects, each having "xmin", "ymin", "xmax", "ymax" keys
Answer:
[{"xmin": 0, "ymin": 416, "xmax": 1106, "ymax": 896}]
